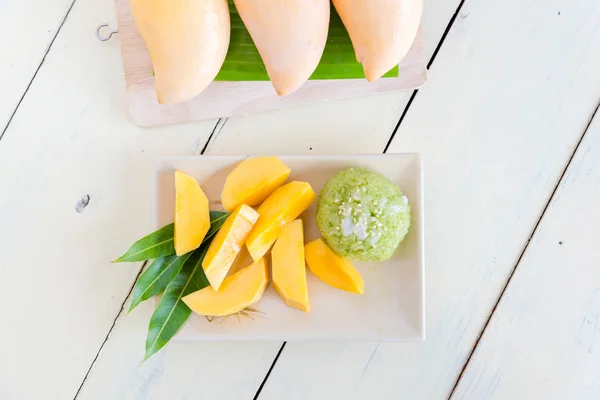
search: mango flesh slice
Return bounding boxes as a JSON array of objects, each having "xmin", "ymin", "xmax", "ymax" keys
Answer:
[
  {"xmin": 331, "ymin": 0, "xmax": 423, "ymax": 82},
  {"xmin": 221, "ymin": 156, "xmax": 291, "ymax": 211},
  {"xmin": 174, "ymin": 170, "xmax": 210, "ymax": 256},
  {"xmin": 182, "ymin": 257, "xmax": 269, "ymax": 317},
  {"xmin": 233, "ymin": 0, "xmax": 330, "ymax": 96},
  {"xmin": 271, "ymin": 219, "xmax": 310, "ymax": 312},
  {"xmin": 246, "ymin": 181, "xmax": 316, "ymax": 262},
  {"xmin": 202, "ymin": 204, "xmax": 260, "ymax": 291},
  {"xmin": 305, "ymin": 238, "xmax": 365, "ymax": 294},
  {"xmin": 130, "ymin": 0, "xmax": 230, "ymax": 104}
]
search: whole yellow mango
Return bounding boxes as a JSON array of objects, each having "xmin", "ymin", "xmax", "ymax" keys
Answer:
[
  {"xmin": 221, "ymin": 157, "xmax": 291, "ymax": 211},
  {"xmin": 130, "ymin": 0, "xmax": 230, "ymax": 104},
  {"xmin": 233, "ymin": 0, "xmax": 330, "ymax": 96}
]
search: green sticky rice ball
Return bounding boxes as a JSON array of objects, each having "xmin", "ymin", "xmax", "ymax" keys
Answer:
[{"xmin": 316, "ymin": 167, "xmax": 411, "ymax": 262}]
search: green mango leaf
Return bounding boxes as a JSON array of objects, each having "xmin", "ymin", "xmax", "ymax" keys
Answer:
[
  {"xmin": 144, "ymin": 244, "xmax": 211, "ymax": 361},
  {"xmin": 205, "ymin": 211, "xmax": 231, "ymax": 239},
  {"xmin": 114, "ymin": 211, "xmax": 230, "ymax": 263},
  {"xmin": 128, "ymin": 253, "xmax": 193, "ymax": 313},
  {"xmin": 113, "ymin": 223, "xmax": 175, "ymax": 263},
  {"xmin": 127, "ymin": 211, "xmax": 230, "ymax": 312}
]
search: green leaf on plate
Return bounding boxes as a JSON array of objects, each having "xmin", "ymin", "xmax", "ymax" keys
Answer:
[
  {"xmin": 113, "ymin": 223, "xmax": 175, "ymax": 263},
  {"xmin": 213, "ymin": 2, "xmax": 398, "ymax": 81},
  {"xmin": 114, "ymin": 211, "xmax": 230, "ymax": 263},
  {"xmin": 127, "ymin": 211, "xmax": 230, "ymax": 312},
  {"xmin": 128, "ymin": 253, "xmax": 193, "ymax": 313},
  {"xmin": 141, "ymin": 211, "xmax": 230, "ymax": 361},
  {"xmin": 143, "ymin": 244, "xmax": 211, "ymax": 361},
  {"xmin": 205, "ymin": 211, "xmax": 231, "ymax": 241}
]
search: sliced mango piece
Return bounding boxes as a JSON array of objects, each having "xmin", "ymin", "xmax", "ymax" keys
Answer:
[
  {"xmin": 174, "ymin": 170, "xmax": 210, "ymax": 256},
  {"xmin": 246, "ymin": 181, "xmax": 316, "ymax": 262},
  {"xmin": 182, "ymin": 257, "xmax": 269, "ymax": 317},
  {"xmin": 221, "ymin": 156, "xmax": 291, "ymax": 211},
  {"xmin": 202, "ymin": 204, "xmax": 260, "ymax": 291},
  {"xmin": 271, "ymin": 220, "xmax": 310, "ymax": 312},
  {"xmin": 305, "ymin": 238, "xmax": 364, "ymax": 294}
]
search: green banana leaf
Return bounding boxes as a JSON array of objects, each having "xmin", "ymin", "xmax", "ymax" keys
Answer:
[{"xmin": 214, "ymin": 2, "xmax": 398, "ymax": 81}]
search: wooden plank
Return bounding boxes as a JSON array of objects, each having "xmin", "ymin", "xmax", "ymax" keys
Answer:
[
  {"xmin": 74, "ymin": 298, "xmax": 283, "ymax": 400},
  {"xmin": 0, "ymin": 0, "xmax": 74, "ymax": 130},
  {"xmin": 114, "ymin": 0, "xmax": 427, "ymax": 127},
  {"xmin": 451, "ymin": 111, "xmax": 600, "ymax": 399},
  {"xmin": 74, "ymin": 1, "xmax": 461, "ymax": 398},
  {"xmin": 0, "ymin": 0, "xmax": 223, "ymax": 398},
  {"xmin": 251, "ymin": 1, "xmax": 600, "ymax": 399}
]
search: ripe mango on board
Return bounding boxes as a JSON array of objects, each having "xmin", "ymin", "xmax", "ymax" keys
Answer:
[
  {"xmin": 202, "ymin": 204, "xmax": 260, "ymax": 291},
  {"xmin": 331, "ymin": 0, "xmax": 423, "ymax": 82},
  {"xmin": 246, "ymin": 181, "xmax": 316, "ymax": 262},
  {"xmin": 233, "ymin": 0, "xmax": 330, "ymax": 96},
  {"xmin": 221, "ymin": 156, "xmax": 291, "ymax": 211},
  {"xmin": 182, "ymin": 257, "xmax": 269, "ymax": 317},
  {"xmin": 271, "ymin": 219, "xmax": 310, "ymax": 312},
  {"xmin": 174, "ymin": 170, "xmax": 210, "ymax": 256},
  {"xmin": 129, "ymin": 0, "xmax": 231, "ymax": 104},
  {"xmin": 305, "ymin": 238, "xmax": 364, "ymax": 294}
]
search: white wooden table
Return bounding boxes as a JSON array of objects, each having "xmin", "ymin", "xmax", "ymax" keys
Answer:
[{"xmin": 1, "ymin": 0, "xmax": 600, "ymax": 399}]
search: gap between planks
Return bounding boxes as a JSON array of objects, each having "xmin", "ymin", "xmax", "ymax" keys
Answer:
[
  {"xmin": 446, "ymin": 98, "xmax": 600, "ymax": 400},
  {"xmin": 72, "ymin": 261, "xmax": 147, "ymax": 399},
  {"xmin": 383, "ymin": 0, "xmax": 467, "ymax": 153},
  {"xmin": 0, "ymin": 0, "xmax": 78, "ymax": 143},
  {"xmin": 71, "ymin": 117, "xmax": 224, "ymax": 399},
  {"xmin": 251, "ymin": 1, "xmax": 468, "ymax": 397},
  {"xmin": 201, "ymin": 118, "xmax": 229, "ymax": 154}
]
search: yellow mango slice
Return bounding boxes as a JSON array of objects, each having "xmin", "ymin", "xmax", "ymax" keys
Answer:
[
  {"xmin": 305, "ymin": 238, "xmax": 364, "ymax": 294},
  {"xmin": 130, "ymin": 0, "xmax": 230, "ymax": 104},
  {"xmin": 202, "ymin": 204, "xmax": 260, "ymax": 290},
  {"xmin": 174, "ymin": 170, "xmax": 210, "ymax": 256},
  {"xmin": 221, "ymin": 157, "xmax": 291, "ymax": 211},
  {"xmin": 182, "ymin": 257, "xmax": 269, "ymax": 317},
  {"xmin": 271, "ymin": 220, "xmax": 310, "ymax": 312},
  {"xmin": 246, "ymin": 181, "xmax": 316, "ymax": 262}
]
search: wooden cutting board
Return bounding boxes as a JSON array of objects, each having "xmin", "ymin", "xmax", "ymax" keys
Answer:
[{"xmin": 114, "ymin": 0, "xmax": 428, "ymax": 127}]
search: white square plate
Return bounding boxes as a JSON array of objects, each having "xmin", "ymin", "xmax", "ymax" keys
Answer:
[{"xmin": 155, "ymin": 154, "xmax": 424, "ymax": 341}]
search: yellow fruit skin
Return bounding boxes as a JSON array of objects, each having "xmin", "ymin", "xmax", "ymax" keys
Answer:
[
  {"xmin": 246, "ymin": 181, "xmax": 316, "ymax": 262},
  {"xmin": 271, "ymin": 220, "xmax": 310, "ymax": 312},
  {"xmin": 305, "ymin": 238, "xmax": 364, "ymax": 294},
  {"xmin": 130, "ymin": 0, "xmax": 230, "ymax": 104},
  {"xmin": 174, "ymin": 170, "xmax": 210, "ymax": 256},
  {"xmin": 233, "ymin": 0, "xmax": 330, "ymax": 96},
  {"xmin": 221, "ymin": 157, "xmax": 291, "ymax": 211},
  {"xmin": 182, "ymin": 257, "xmax": 269, "ymax": 317},
  {"xmin": 202, "ymin": 205, "xmax": 259, "ymax": 291},
  {"xmin": 331, "ymin": 0, "xmax": 423, "ymax": 82}
]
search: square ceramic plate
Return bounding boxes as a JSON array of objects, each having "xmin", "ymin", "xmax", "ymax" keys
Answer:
[{"xmin": 155, "ymin": 154, "xmax": 424, "ymax": 341}]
